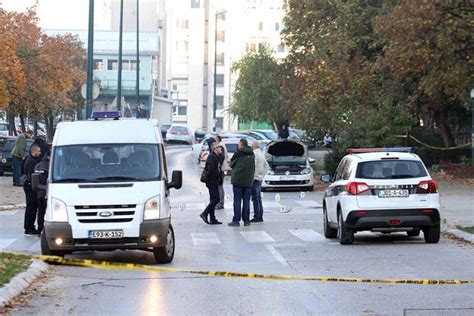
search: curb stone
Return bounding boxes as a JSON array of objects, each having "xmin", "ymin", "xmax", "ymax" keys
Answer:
[
  {"xmin": 0, "ymin": 259, "xmax": 49, "ymax": 308},
  {"xmin": 0, "ymin": 204, "xmax": 25, "ymax": 211},
  {"xmin": 444, "ymin": 228, "xmax": 474, "ymax": 244}
]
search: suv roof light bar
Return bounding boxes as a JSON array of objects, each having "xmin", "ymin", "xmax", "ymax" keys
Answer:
[
  {"xmin": 91, "ymin": 111, "xmax": 121, "ymax": 120},
  {"xmin": 346, "ymin": 147, "xmax": 415, "ymax": 154}
]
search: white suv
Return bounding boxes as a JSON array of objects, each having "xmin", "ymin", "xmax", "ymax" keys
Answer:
[{"xmin": 321, "ymin": 148, "xmax": 440, "ymax": 245}]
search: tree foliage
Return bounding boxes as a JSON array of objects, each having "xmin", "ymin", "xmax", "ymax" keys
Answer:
[
  {"xmin": 0, "ymin": 7, "xmax": 85, "ymax": 140},
  {"xmin": 231, "ymin": 45, "xmax": 287, "ymax": 127}
]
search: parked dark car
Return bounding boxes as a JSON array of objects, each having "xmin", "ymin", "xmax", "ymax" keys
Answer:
[{"xmin": 0, "ymin": 139, "xmax": 34, "ymax": 176}]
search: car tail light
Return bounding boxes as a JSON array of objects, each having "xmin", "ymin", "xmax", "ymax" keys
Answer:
[
  {"xmin": 355, "ymin": 211, "xmax": 367, "ymax": 215},
  {"xmin": 345, "ymin": 182, "xmax": 370, "ymax": 195},
  {"xmin": 422, "ymin": 209, "xmax": 433, "ymax": 213},
  {"xmin": 390, "ymin": 220, "xmax": 400, "ymax": 225},
  {"xmin": 416, "ymin": 180, "xmax": 437, "ymax": 194}
]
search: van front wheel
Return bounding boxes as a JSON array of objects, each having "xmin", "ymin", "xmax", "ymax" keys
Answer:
[{"xmin": 153, "ymin": 225, "xmax": 175, "ymax": 264}]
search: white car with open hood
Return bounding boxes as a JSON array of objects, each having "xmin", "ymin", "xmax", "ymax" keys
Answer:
[{"xmin": 262, "ymin": 139, "xmax": 314, "ymax": 191}]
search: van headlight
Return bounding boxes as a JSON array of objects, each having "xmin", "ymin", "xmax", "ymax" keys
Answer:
[
  {"xmin": 144, "ymin": 195, "xmax": 160, "ymax": 220},
  {"xmin": 51, "ymin": 197, "xmax": 68, "ymax": 222},
  {"xmin": 300, "ymin": 168, "xmax": 312, "ymax": 175}
]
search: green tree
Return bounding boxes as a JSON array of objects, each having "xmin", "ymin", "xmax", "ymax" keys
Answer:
[{"xmin": 231, "ymin": 45, "xmax": 286, "ymax": 129}]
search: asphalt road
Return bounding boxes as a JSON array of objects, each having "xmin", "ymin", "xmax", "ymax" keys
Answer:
[{"xmin": 1, "ymin": 146, "xmax": 473, "ymax": 315}]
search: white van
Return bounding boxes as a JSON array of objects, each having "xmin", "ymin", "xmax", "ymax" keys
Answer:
[{"xmin": 33, "ymin": 115, "xmax": 182, "ymax": 263}]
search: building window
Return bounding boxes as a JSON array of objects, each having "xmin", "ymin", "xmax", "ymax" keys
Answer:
[
  {"xmin": 217, "ymin": 31, "xmax": 225, "ymax": 42},
  {"xmin": 258, "ymin": 21, "xmax": 263, "ymax": 31},
  {"xmin": 216, "ymin": 95, "xmax": 224, "ymax": 109},
  {"xmin": 191, "ymin": 0, "xmax": 200, "ymax": 8},
  {"xmin": 176, "ymin": 20, "xmax": 189, "ymax": 29},
  {"xmin": 176, "ymin": 41, "xmax": 189, "ymax": 52},
  {"xmin": 216, "ymin": 52, "xmax": 224, "ymax": 65},
  {"xmin": 178, "ymin": 106, "xmax": 187, "ymax": 115},
  {"xmin": 275, "ymin": 22, "xmax": 280, "ymax": 31},
  {"xmin": 93, "ymin": 59, "xmax": 104, "ymax": 70},
  {"xmin": 277, "ymin": 43, "xmax": 285, "ymax": 52},
  {"xmin": 246, "ymin": 42, "xmax": 257, "ymax": 52},
  {"xmin": 216, "ymin": 117, "xmax": 223, "ymax": 129},
  {"xmin": 107, "ymin": 59, "xmax": 118, "ymax": 70},
  {"xmin": 215, "ymin": 74, "xmax": 224, "ymax": 86}
]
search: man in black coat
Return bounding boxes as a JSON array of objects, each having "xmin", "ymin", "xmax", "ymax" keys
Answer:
[
  {"xmin": 200, "ymin": 143, "xmax": 223, "ymax": 225},
  {"xmin": 34, "ymin": 150, "xmax": 50, "ymax": 234},
  {"xmin": 23, "ymin": 144, "xmax": 42, "ymax": 236}
]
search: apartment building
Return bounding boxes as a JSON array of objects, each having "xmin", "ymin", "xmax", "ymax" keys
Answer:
[{"xmin": 161, "ymin": 0, "xmax": 288, "ymax": 131}]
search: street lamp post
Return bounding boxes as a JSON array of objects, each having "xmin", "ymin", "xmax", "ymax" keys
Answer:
[
  {"xmin": 86, "ymin": 0, "xmax": 94, "ymax": 119},
  {"xmin": 117, "ymin": 0, "xmax": 124, "ymax": 114}
]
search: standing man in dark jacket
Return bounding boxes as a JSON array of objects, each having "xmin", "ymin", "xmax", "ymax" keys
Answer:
[
  {"xmin": 11, "ymin": 130, "xmax": 33, "ymax": 186},
  {"xmin": 228, "ymin": 139, "xmax": 255, "ymax": 227},
  {"xmin": 34, "ymin": 150, "xmax": 50, "ymax": 234},
  {"xmin": 200, "ymin": 143, "xmax": 223, "ymax": 225},
  {"xmin": 33, "ymin": 136, "xmax": 49, "ymax": 160},
  {"xmin": 23, "ymin": 144, "xmax": 42, "ymax": 236}
]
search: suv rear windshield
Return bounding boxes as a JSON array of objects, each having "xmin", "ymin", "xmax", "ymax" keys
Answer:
[
  {"xmin": 356, "ymin": 160, "xmax": 427, "ymax": 179},
  {"xmin": 170, "ymin": 126, "xmax": 188, "ymax": 135}
]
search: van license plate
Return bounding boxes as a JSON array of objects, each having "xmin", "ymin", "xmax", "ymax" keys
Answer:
[
  {"xmin": 378, "ymin": 189, "xmax": 409, "ymax": 198},
  {"xmin": 88, "ymin": 230, "xmax": 123, "ymax": 239}
]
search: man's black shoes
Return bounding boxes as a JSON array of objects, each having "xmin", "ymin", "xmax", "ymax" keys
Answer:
[
  {"xmin": 250, "ymin": 218, "xmax": 264, "ymax": 224},
  {"xmin": 210, "ymin": 220, "xmax": 222, "ymax": 225},
  {"xmin": 199, "ymin": 213, "xmax": 209, "ymax": 224},
  {"xmin": 24, "ymin": 229, "xmax": 40, "ymax": 237},
  {"xmin": 228, "ymin": 221, "xmax": 240, "ymax": 227}
]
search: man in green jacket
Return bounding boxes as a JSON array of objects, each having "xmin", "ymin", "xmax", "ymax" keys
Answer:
[
  {"xmin": 228, "ymin": 138, "xmax": 255, "ymax": 227},
  {"xmin": 11, "ymin": 130, "xmax": 33, "ymax": 186}
]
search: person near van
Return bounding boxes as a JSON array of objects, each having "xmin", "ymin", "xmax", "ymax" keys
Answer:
[
  {"xmin": 34, "ymin": 150, "xmax": 50, "ymax": 234},
  {"xmin": 32, "ymin": 136, "xmax": 49, "ymax": 160},
  {"xmin": 251, "ymin": 141, "xmax": 268, "ymax": 223},
  {"xmin": 200, "ymin": 143, "xmax": 223, "ymax": 225},
  {"xmin": 215, "ymin": 135, "xmax": 229, "ymax": 209},
  {"xmin": 23, "ymin": 144, "xmax": 41, "ymax": 236},
  {"xmin": 11, "ymin": 130, "xmax": 33, "ymax": 186},
  {"xmin": 228, "ymin": 139, "xmax": 255, "ymax": 227}
]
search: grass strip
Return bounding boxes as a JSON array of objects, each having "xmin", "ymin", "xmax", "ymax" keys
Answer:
[{"xmin": 0, "ymin": 252, "xmax": 32, "ymax": 287}]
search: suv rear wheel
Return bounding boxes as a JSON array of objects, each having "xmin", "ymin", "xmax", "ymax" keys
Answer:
[
  {"xmin": 323, "ymin": 206, "xmax": 337, "ymax": 238},
  {"xmin": 338, "ymin": 212, "xmax": 354, "ymax": 245},
  {"xmin": 423, "ymin": 225, "xmax": 440, "ymax": 243}
]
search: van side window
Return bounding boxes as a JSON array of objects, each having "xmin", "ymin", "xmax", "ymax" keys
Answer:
[
  {"xmin": 342, "ymin": 160, "xmax": 352, "ymax": 180},
  {"xmin": 333, "ymin": 159, "xmax": 347, "ymax": 182}
]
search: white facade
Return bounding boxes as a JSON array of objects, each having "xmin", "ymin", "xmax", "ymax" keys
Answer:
[{"xmin": 161, "ymin": 0, "xmax": 288, "ymax": 131}]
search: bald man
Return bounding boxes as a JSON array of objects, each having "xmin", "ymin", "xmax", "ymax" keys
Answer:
[{"xmin": 250, "ymin": 141, "xmax": 268, "ymax": 223}]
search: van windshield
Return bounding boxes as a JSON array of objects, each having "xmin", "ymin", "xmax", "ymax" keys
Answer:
[{"xmin": 52, "ymin": 144, "xmax": 161, "ymax": 183}]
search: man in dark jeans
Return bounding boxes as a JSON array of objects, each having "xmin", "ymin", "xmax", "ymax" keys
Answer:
[
  {"xmin": 11, "ymin": 130, "xmax": 33, "ymax": 186},
  {"xmin": 34, "ymin": 150, "xmax": 50, "ymax": 234},
  {"xmin": 228, "ymin": 139, "xmax": 255, "ymax": 227},
  {"xmin": 23, "ymin": 144, "xmax": 42, "ymax": 236},
  {"xmin": 199, "ymin": 143, "xmax": 223, "ymax": 225}
]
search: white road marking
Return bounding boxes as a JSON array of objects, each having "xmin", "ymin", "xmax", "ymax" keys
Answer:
[
  {"xmin": 265, "ymin": 244, "xmax": 289, "ymax": 267},
  {"xmin": 296, "ymin": 200, "xmax": 322, "ymax": 208},
  {"xmin": 186, "ymin": 203, "xmax": 206, "ymax": 210},
  {"xmin": 263, "ymin": 201, "xmax": 283, "ymax": 209},
  {"xmin": 28, "ymin": 240, "xmax": 41, "ymax": 252},
  {"xmin": 289, "ymin": 229, "xmax": 325, "ymax": 242},
  {"xmin": 0, "ymin": 210, "xmax": 19, "ymax": 216},
  {"xmin": 0, "ymin": 239, "xmax": 16, "ymax": 250},
  {"xmin": 240, "ymin": 231, "xmax": 275, "ymax": 243},
  {"xmin": 191, "ymin": 233, "xmax": 221, "ymax": 246}
]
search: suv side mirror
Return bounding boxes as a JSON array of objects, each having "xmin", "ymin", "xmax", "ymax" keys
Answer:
[
  {"xmin": 168, "ymin": 170, "xmax": 182, "ymax": 190},
  {"xmin": 308, "ymin": 157, "xmax": 316, "ymax": 164},
  {"xmin": 31, "ymin": 173, "xmax": 40, "ymax": 193},
  {"xmin": 320, "ymin": 174, "xmax": 332, "ymax": 183}
]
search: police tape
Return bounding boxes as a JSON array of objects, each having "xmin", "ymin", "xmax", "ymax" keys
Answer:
[{"xmin": 36, "ymin": 255, "xmax": 474, "ymax": 285}]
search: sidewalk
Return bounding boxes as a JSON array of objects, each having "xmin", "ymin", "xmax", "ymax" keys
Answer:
[{"xmin": 0, "ymin": 176, "xmax": 25, "ymax": 207}]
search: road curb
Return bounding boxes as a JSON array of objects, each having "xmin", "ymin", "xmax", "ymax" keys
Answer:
[
  {"xmin": 0, "ymin": 204, "xmax": 25, "ymax": 211},
  {"xmin": 0, "ymin": 259, "xmax": 49, "ymax": 308},
  {"xmin": 443, "ymin": 228, "xmax": 474, "ymax": 244}
]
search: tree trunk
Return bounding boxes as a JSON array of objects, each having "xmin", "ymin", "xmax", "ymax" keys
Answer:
[
  {"xmin": 34, "ymin": 121, "xmax": 38, "ymax": 138},
  {"xmin": 7, "ymin": 111, "xmax": 17, "ymax": 136},
  {"xmin": 436, "ymin": 118, "xmax": 456, "ymax": 148},
  {"xmin": 19, "ymin": 114, "xmax": 26, "ymax": 133},
  {"xmin": 45, "ymin": 115, "xmax": 54, "ymax": 143}
]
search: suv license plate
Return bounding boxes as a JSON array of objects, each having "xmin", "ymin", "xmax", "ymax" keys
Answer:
[
  {"xmin": 88, "ymin": 230, "xmax": 124, "ymax": 239},
  {"xmin": 378, "ymin": 189, "xmax": 409, "ymax": 198}
]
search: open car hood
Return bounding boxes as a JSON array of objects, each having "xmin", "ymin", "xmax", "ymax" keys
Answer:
[{"xmin": 265, "ymin": 139, "xmax": 307, "ymax": 158}]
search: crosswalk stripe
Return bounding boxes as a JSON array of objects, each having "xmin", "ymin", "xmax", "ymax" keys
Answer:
[
  {"xmin": 262, "ymin": 201, "xmax": 283, "ymax": 209},
  {"xmin": 0, "ymin": 210, "xmax": 19, "ymax": 216},
  {"xmin": 186, "ymin": 203, "xmax": 206, "ymax": 210},
  {"xmin": 191, "ymin": 232, "xmax": 221, "ymax": 245},
  {"xmin": 240, "ymin": 231, "xmax": 275, "ymax": 243},
  {"xmin": 265, "ymin": 244, "xmax": 289, "ymax": 267},
  {"xmin": 0, "ymin": 239, "xmax": 16, "ymax": 250},
  {"xmin": 289, "ymin": 229, "xmax": 325, "ymax": 242},
  {"xmin": 296, "ymin": 200, "xmax": 322, "ymax": 208}
]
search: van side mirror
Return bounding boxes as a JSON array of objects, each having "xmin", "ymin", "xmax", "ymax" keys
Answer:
[
  {"xmin": 308, "ymin": 157, "xmax": 316, "ymax": 164},
  {"xmin": 168, "ymin": 170, "xmax": 182, "ymax": 190},
  {"xmin": 320, "ymin": 174, "xmax": 332, "ymax": 183},
  {"xmin": 31, "ymin": 173, "xmax": 40, "ymax": 193}
]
